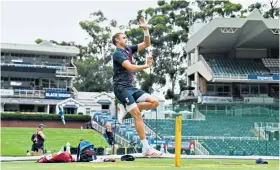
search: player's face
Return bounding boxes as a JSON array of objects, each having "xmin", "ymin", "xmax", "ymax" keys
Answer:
[{"xmin": 118, "ymin": 34, "xmax": 127, "ymax": 47}]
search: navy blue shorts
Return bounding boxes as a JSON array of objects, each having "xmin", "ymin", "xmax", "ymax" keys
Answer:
[
  {"xmin": 114, "ymin": 86, "xmax": 149, "ymax": 111},
  {"xmin": 31, "ymin": 143, "xmax": 44, "ymax": 152},
  {"xmin": 108, "ymin": 138, "xmax": 115, "ymax": 146}
]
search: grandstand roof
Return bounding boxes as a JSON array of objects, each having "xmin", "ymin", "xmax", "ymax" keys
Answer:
[
  {"xmin": 185, "ymin": 9, "xmax": 279, "ymax": 53},
  {"xmin": 1, "ymin": 41, "xmax": 79, "ymax": 56}
]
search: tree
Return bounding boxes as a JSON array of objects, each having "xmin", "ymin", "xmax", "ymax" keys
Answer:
[
  {"xmin": 193, "ymin": 0, "xmax": 243, "ymax": 21},
  {"xmin": 48, "ymin": 40, "xmax": 88, "ymax": 58},
  {"xmin": 35, "ymin": 38, "xmax": 43, "ymax": 44},
  {"xmin": 79, "ymin": 10, "xmax": 117, "ymax": 61},
  {"xmin": 125, "ymin": 0, "xmax": 190, "ymax": 105},
  {"xmin": 125, "ymin": 0, "xmax": 247, "ymax": 105},
  {"xmin": 74, "ymin": 10, "xmax": 119, "ymax": 92},
  {"xmin": 265, "ymin": 0, "xmax": 279, "ymax": 18},
  {"xmin": 74, "ymin": 57, "xmax": 113, "ymax": 92},
  {"xmin": 248, "ymin": 0, "xmax": 279, "ymax": 18}
]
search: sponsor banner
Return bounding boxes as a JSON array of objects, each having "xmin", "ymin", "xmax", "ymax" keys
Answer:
[
  {"xmin": 167, "ymin": 141, "xmax": 195, "ymax": 149},
  {"xmin": 0, "ymin": 89, "xmax": 14, "ymax": 96},
  {"xmin": 244, "ymin": 97, "xmax": 274, "ymax": 104},
  {"xmin": 150, "ymin": 139, "xmax": 166, "ymax": 145},
  {"xmin": 248, "ymin": 74, "xmax": 279, "ymax": 80},
  {"xmin": 45, "ymin": 90, "xmax": 71, "ymax": 99},
  {"xmin": 202, "ymin": 96, "xmax": 233, "ymax": 104}
]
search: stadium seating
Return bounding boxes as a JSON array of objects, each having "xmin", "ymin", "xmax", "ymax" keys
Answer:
[
  {"xmin": 144, "ymin": 114, "xmax": 279, "ymax": 156},
  {"xmin": 92, "ymin": 112, "xmax": 153, "ymax": 145},
  {"xmin": 204, "ymin": 57, "xmax": 270, "ymax": 75},
  {"xmin": 92, "ymin": 111, "xmax": 279, "ymax": 156},
  {"xmin": 200, "ymin": 107, "xmax": 279, "ymax": 118},
  {"xmin": 201, "ymin": 139, "xmax": 279, "ymax": 156},
  {"xmin": 261, "ymin": 58, "xmax": 279, "ymax": 74},
  {"xmin": 144, "ymin": 115, "xmax": 278, "ymax": 137}
]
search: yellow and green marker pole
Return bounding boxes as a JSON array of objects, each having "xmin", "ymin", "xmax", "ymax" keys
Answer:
[{"xmin": 175, "ymin": 115, "xmax": 182, "ymax": 167}]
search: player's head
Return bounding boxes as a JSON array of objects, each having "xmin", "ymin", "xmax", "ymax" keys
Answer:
[
  {"xmin": 106, "ymin": 122, "xmax": 111, "ymax": 128},
  {"xmin": 112, "ymin": 32, "xmax": 127, "ymax": 48},
  {"xmin": 38, "ymin": 124, "xmax": 45, "ymax": 130}
]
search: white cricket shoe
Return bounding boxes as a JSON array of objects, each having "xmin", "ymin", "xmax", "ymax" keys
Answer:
[{"xmin": 142, "ymin": 146, "xmax": 163, "ymax": 157}]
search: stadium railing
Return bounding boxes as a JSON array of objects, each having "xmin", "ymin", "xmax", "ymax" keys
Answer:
[
  {"xmin": 124, "ymin": 118, "xmax": 162, "ymax": 139},
  {"xmin": 254, "ymin": 122, "xmax": 279, "ymax": 132},
  {"xmin": 163, "ymin": 136, "xmax": 259, "ymax": 141},
  {"xmin": 195, "ymin": 140, "xmax": 210, "ymax": 155},
  {"xmin": 1, "ymin": 62, "xmax": 65, "ymax": 70},
  {"xmin": 196, "ymin": 110, "xmax": 206, "ymax": 120},
  {"xmin": 56, "ymin": 67, "xmax": 77, "ymax": 77},
  {"xmin": 72, "ymin": 86, "xmax": 78, "ymax": 92},
  {"xmin": 198, "ymin": 96, "xmax": 278, "ymax": 105},
  {"xmin": 91, "ymin": 120, "xmax": 130, "ymax": 147},
  {"xmin": 123, "ymin": 118, "xmax": 134, "ymax": 124},
  {"xmin": 13, "ymin": 89, "xmax": 45, "ymax": 98},
  {"xmin": 1, "ymin": 63, "xmax": 77, "ymax": 77}
]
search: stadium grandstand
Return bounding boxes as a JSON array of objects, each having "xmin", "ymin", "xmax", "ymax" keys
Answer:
[
  {"xmin": 0, "ymin": 41, "xmax": 81, "ymax": 114},
  {"xmin": 154, "ymin": 9, "xmax": 279, "ymax": 156},
  {"xmin": 93, "ymin": 9, "xmax": 279, "ymax": 156}
]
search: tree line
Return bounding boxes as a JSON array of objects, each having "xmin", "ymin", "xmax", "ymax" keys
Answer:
[{"xmin": 35, "ymin": 0, "xmax": 279, "ymax": 103}]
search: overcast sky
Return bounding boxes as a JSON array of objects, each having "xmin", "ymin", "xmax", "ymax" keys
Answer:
[{"xmin": 1, "ymin": 0, "xmax": 272, "ymax": 45}]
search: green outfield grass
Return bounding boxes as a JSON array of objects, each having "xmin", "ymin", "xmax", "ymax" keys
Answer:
[
  {"xmin": 1, "ymin": 159, "xmax": 279, "ymax": 170},
  {"xmin": 1, "ymin": 127, "xmax": 108, "ymax": 156}
]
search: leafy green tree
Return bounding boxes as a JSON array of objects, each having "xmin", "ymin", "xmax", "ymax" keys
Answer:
[
  {"xmin": 248, "ymin": 0, "xmax": 279, "ymax": 18},
  {"xmin": 125, "ymin": 0, "xmax": 190, "ymax": 104}
]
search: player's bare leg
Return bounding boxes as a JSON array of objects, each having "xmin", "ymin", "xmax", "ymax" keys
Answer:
[{"xmin": 129, "ymin": 106, "xmax": 163, "ymax": 157}]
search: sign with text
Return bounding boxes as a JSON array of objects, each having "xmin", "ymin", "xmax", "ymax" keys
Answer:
[
  {"xmin": 202, "ymin": 96, "xmax": 233, "ymax": 104},
  {"xmin": 248, "ymin": 74, "xmax": 279, "ymax": 80},
  {"xmin": 167, "ymin": 141, "xmax": 195, "ymax": 149},
  {"xmin": 45, "ymin": 90, "xmax": 71, "ymax": 99}
]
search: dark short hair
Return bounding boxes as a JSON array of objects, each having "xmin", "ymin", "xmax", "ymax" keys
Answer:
[
  {"xmin": 39, "ymin": 124, "xmax": 45, "ymax": 128},
  {"xmin": 112, "ymin": 32, "xmax": 123, "ymax": 46}
]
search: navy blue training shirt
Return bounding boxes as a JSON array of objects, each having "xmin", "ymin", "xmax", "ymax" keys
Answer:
[{"xmin": 113, "ymin": 45, "xmax": 138, "ymax": 87}]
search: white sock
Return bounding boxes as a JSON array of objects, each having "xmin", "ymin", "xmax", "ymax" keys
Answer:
[{"xmin": 141, "ymin": 139, "xmax": 149, "ymax": 148}]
